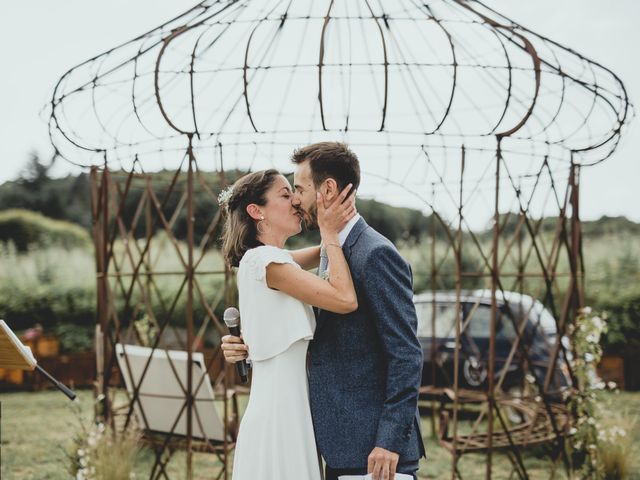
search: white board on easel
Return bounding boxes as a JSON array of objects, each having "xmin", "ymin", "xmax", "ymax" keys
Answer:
[{"xmin": 115, "ymin": 343, "xmax": 228, "ymax": 442}]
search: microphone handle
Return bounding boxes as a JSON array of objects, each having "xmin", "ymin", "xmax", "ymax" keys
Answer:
[{"xmin": 227, "ymin": 325, "xmax": 249, "ymax": 383}]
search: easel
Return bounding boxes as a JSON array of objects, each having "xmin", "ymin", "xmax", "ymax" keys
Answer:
[{"xmin": 0, "ymin": 320, "xmax": 76, "ymax": 400}]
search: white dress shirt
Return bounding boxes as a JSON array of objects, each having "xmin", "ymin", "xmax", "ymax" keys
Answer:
[
  {"xmin": 321, "ymin": 213, "xmax": 361, "ymax": 276},
  {"xmin": 338, "ymin": 213, "xmax": 361, "ymax": 246}
]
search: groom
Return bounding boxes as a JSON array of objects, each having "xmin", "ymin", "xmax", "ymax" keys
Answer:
[{"xmin": 223, "ymin": 142, "xmax": 425, "ymax": 480}]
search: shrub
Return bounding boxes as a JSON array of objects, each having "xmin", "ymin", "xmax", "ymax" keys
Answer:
[{"xmin": 0, "ymin": 209, "xmax": 90, "ymax": 252}]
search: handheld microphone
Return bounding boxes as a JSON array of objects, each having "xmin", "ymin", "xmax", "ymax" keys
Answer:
[{"xmin": 223, "ymin": 307, "xmax": 249, "ymax": 383}]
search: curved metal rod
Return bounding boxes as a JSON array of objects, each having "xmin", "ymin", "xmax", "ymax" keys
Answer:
[
  {"xmin": 363, "ymin": 0, "xmax": 389, "ymax": 131},
  {"xmin": 493, "ymin": 29, "xmax": 541, "ymax": 138},
  {"xmin": 451, "ymin": 0, "xmax": 541, "ymax": 138},
  {"xmin": 473, "ymin": 0, "xmax": 632, "ymax": 161},
  {"xmin": 413, "ymin": 1, "xmax": 459, "ymax": 135},
  {"xmin": 153, "ymin": 2, "xmax": 245, "ymax": 136},
  {"xmin": 154, "ymin": 26, "xmax": 194, "ymax": 135},
  {"xmin": 318, "ymin": 0, "xmax": 336, "ymax": 131},
  {"xmin": 243, "ymin": 24, "xmax": 262, "ymax": 133}
]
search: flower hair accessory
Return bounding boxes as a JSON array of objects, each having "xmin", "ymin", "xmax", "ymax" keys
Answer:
[{"xmin": 217, "ymin": 185, "xmax": 235, "ymax": 207}]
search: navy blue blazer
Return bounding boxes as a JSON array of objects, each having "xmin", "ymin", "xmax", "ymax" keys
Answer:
[{"xmin": 308, "ymin": 217, "xmax": 426, "ymax": 469}]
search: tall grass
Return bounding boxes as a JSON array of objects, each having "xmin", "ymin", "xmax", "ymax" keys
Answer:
[
  {"xmin": 0, "ymin": 226, "xmax": 638, "ymax": 351},
  {"xmin": 0, "ymin": 235, "xmax": 227, "ymax": 343}
]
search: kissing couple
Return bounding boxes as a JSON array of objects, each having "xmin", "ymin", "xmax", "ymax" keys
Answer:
[{"xmin": 219, "ymin": 142, "xmax": 425, "ymax": 480}]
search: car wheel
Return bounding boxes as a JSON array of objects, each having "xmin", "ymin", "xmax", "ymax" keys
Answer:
[{"xmin": 463, "ymin": 356, "xmax": 487, "ymax": 387}]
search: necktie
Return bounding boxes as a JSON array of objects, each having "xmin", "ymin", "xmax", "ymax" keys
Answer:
[{"xmin": 318, "ymin": 245, "xmax": 329, "ymax": 279}]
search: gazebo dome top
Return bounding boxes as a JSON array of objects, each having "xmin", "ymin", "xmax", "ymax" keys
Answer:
[{"xmin": 49, "ymin": 0, "xmax": 631, "ymax": 220}]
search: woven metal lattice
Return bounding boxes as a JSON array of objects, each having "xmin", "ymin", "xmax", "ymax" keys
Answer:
[{"xmin": 49, "ymin": 1, "xmax": 632, "ymax": 478}]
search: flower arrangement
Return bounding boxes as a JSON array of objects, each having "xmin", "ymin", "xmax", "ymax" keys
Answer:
[
  {"xmin": 68, "ymin": 398, "xmax": 140, "ymax": 480},
  {"xmin": 567, "ymin": 307, "xmax": 632, "ymax": 479}
]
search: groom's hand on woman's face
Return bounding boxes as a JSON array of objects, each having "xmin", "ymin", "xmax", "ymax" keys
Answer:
[
  {"xmin": 221, "ymin": 334, "xmax": 249, "ymax": 363},
  {"xmin": 368, "ymin": 446, "xmax": 400, "ymax": 480}
]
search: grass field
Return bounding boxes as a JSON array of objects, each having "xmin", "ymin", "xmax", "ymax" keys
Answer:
[{"xmin": 1, "ymin": 389, "xmax": 638, "ymax": 479}]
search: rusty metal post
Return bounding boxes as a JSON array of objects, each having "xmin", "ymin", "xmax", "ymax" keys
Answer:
[
  {"xmin": 186, "ymin": 137, "xmax": 196, "ymax": 479},
  {"xmin": 451, "ymin": 147, "xmax": 465, "ymax": 480},
  {"xmin": 101, "ymin": 164, "xmax": 112, "ymax": 425},
  {"xmin": 90, "ymin": 166, "xmax": 106, "ymax": 419},
  {"xmin": 570, "ymin": 162, "xmax": 585, "ymax": 309},
  {"xmin": 487, "ymin": 142, "xmax": 502, "ymax": 479},
  {"xmin": 430, "ymin": 181, "xmax": 438, "ymax": 438}
]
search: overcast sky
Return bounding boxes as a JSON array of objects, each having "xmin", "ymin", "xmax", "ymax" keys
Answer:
[{"xmin": 1, "ymin": 0, "xmax": 637, "ymax": 222}]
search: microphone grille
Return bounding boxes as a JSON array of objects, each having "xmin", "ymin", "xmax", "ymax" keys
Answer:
[{"xmin": 223, "ymin": 307, "xmax": 240, "ymax": 328}]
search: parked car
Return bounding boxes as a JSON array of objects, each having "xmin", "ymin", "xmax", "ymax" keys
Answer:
[{"xmin": 414, "ymin": 289, "xmax": 571, "ymax": 397}]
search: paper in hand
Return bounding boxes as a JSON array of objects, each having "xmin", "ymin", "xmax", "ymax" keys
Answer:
[{"xmin": 339, "ymin": 474, "xmax": 414, "ymax": 480}]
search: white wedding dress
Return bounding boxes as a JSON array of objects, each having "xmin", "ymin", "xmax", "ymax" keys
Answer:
[{"xmin": 232, "ymin": 245, "xmax": 322, "ymax": 480}]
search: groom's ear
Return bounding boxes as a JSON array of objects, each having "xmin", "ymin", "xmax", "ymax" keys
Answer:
[{"xmin": 322, "ymin": 178, "xmax": 338, "ymax": 201}]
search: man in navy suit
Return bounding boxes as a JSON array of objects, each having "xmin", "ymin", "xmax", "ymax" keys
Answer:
[{"xmin": 223, "ymin": 142, "xmax": 425, "ymax": 480}]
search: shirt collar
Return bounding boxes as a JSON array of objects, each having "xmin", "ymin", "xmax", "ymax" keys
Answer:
[{"xmin": 338, "ymin": 213, "xmax": 361, "ymax": 246}]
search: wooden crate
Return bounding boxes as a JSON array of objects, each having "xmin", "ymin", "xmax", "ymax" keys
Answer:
[{"xmin": 597, "ymin": 355, "xmax": 625, "ymax": 390}]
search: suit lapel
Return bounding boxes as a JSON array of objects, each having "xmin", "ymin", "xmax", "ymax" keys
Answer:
[
  {"xmin": 314, "ymin": 217, "xmax": 369, "ymax": 334},
  {"xmin": 342, "ymin": 217, "xmax": 368, "ymax": 262}
]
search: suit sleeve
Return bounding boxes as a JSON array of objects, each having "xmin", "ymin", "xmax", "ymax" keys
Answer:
[{"xmin": 361, "ymin": 244, "xmax": 423, "ymax": 454}]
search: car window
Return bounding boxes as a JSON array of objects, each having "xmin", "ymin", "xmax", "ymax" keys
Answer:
[
  {"xmin": 465, "ymin": 304, "xmax": 517, "ymax": 341},
  {"xmin": 498, "ymin": 314, "xmax": 517, "ymax": 341},
  {"xmin": 415, "ymin": 302, "xmax": 458, "ymax": 338},
  {"xmin": 465, "ymin": 304, "xmax": 492, "ymax": 339}
]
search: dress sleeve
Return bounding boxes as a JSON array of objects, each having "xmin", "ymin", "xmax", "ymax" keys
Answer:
[
  {"xmin": 238, "ymin": 246, "xmax": 315, "ymax": 362},
  {"xmin": 243, "ymin": 245, "xmax": 299, "ymax": 283}
]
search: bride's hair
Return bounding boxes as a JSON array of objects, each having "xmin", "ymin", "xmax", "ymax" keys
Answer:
[{"xmin": 221, "ymin": 169, "xmax": 280, "ymax": 268}]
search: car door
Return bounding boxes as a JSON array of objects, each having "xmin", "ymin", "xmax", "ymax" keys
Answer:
[
  {"xmin": 414, "ymin": 300, "xmax": 460, "ymax": 387},
  {"xmin": 462, "ymin": 302, "xmax": 519, "ymax": 388}
]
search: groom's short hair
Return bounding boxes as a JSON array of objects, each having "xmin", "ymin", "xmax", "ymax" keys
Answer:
[{"xmin": 291, "ymin": 142, "xmax": 360, "ymax": 192}]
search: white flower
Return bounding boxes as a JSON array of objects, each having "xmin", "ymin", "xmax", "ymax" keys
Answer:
[
  {"xmin": 610, "ymin": 426, "xmax": 627, "ymax": 438},
  {"xmin": 217, "ymin": 185, "xmax": 235, "ymax": 206},
  {"xmin": 569, "ymin": 427, "xmax": 577, "ymax": 435},
  {"xmin": 591, "ymin": 316, "xmax": 605, "ymax": 331},
  {"xmin": 607, "ymin": 381, "xmax": 617, "ymax": 389}
]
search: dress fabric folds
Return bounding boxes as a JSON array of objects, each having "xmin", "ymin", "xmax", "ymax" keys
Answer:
[{"xmin": 232, "ymin": 246, "xmax": 321, "ymax": 480}]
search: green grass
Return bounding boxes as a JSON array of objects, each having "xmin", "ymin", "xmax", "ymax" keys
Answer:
[{"xmin": 1, "ymin": 389, "xmax": 639, "ymax": 479}]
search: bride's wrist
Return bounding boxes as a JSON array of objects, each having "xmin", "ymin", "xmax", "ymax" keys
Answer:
[{"xmin": 321, "ymin": 233, "xmax": 339, "ymax": 245}]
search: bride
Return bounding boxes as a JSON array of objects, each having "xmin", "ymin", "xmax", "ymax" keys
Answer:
[{"xmin": 219, "ymin": 168, "xmax": 357, "ymax": 480}]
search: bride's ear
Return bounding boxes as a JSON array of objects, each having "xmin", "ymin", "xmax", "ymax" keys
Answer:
[{"xmin": 246, "ymin": 203, "xmax": 264, "ymax": 221}]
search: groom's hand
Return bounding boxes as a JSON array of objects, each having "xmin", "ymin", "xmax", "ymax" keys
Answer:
[
  {"xmin": 221, "ymin": 335, "xmax": 249, "ymax": 363},
  {"xmin": 368, "ymin": 446, "xmax": 399, "ymax": 480}
]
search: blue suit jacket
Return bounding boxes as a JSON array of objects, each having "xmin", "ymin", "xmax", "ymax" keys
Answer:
[{"xmin": 308, "ymin": 217, "xmax": 426, "ymax": 468}]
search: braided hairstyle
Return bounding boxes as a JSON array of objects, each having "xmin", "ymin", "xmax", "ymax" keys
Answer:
[{"xmin": 220, "ymin": 169, "xmax": 280, "ymax": 267}]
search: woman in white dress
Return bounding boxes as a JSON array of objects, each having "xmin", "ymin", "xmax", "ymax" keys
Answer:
[{"xmin": 219, "ymin": 169, "xmax": 357, "ymax": 480}]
